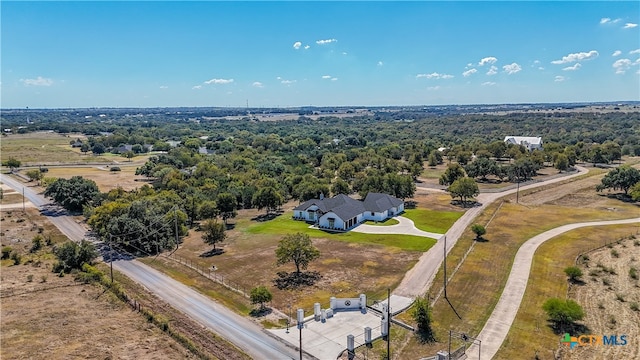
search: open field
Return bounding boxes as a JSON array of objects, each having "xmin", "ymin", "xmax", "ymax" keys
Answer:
[
  {"xmin": 390, "ymin": 165, "xmax": 640, "ymax": 358},
  {"xmin": 33, "ymin": 165, "xmax": 150, "ymax": 192},
  {"xmin": 0, "ymin": 132, "xmax": 151, "ymax": 168},
  {"xmin": 0, "ymin": 208, "xmax": 192, "ymax": 360},
  {"xmin": 496, "ymin": 226, "xmax": 640, "ymax": 360}
]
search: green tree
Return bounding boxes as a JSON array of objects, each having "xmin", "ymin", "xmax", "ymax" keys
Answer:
[
  {"xmin": 331, "ymin": 178, "xmax": 351, "ymax": 195},
  {"xmin": 53, "ymin": 240, "xmax": 98, "ymax": 273},
  {"xmin": 596, "ymin": 165, "xmax": 640, "ymax": 195},
  {"xmin": 253, "ymin": 186, "xmax": 284, "ymax": 214},
  {"xmin": 250, "ymin": 286, "xmax": 273, "ymax": 311},
  {"xmin": 3, "ymin": 157, "xmax": 21, "ymax": 171},
  {"xmin": 630, "ymin": 182, "xmax": 640, "ymax": 202},
  {"xmin": 465, "ymin": 157, "xmax": 499, "ymax": 181},
  {"xmin": 471, "ymin": 224, "xmax": 486, "ymax": 240},
  {"xmin": 447, "ymin": 177, "xmax": 479, "ymax": 205},
  {"xmin": 124, "ymin": 150, "xmax": 135, "ymax": 161},
  {"xmin": 216, "ymin": 192, "xmax": 238, "ymax": 224},
  {"xmin": 439, "ymin": 163, "xmax": 466, "ymax": 186},
  {"xmin": 92, "ymin": 143, "xmax": 106, "ymax": 155},
  {"xmin": 44, "ymin": 176, "xmax": 100, "ymax": 212},
  {"xmin": 554, "ymin": 153, "xmax": 570, "ymax": 173},
  {"xmin": 25, "ymin": 169, "xmax": 44, "ymax": 184},
  {"xmin": 80, "ymin": 143, "xmax": 91, "ymax": 154},
  {"xmin": 542, "ymin": 298, "xmax": 585, "ymax": 333},
  {"xmin": 412, "ymin": 295, "xmax": 435, "ymax": 342},
  {"xmin": 201, "ymin": 219, "xmax": 226, "ymax": 251},
  {"xmin": 564, "ymin": 266, "xmax": 583, "ymax": 283},
  {"xmin": 275, "ymin": 232, "xmax": 320, "ymax": 275}
]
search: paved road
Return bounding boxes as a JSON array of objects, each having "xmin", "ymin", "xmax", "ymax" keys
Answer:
[
  {"xmin": 393, "ymin": 166, "xmax": 589, "ymax": 298},
  {"xmin": 0, "ymin": 173, "xmax": 301, "ymax": 360},
  {"xmin": 466, "ymin": 217, "xmax": 640, "ymax": 360}
]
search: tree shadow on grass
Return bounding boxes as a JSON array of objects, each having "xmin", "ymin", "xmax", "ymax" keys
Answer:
[
  {"xmin": 250, "ymin": 307, "xmax": 273, "ymax": 317},
  {"xmin": 474, "ymin": 237, "xmax": 489, "ymax": 243},
  {"xmin": 547, "ymin": 321, "xmax": 590, "ymax": 336},
  {"xmin": 251, "ymin": 212, "xmax": 283, "ymax": 222},
  {"xmin": 568, "ymin": 278, "xmax": 586, "ymax": 286},
  {"xmin": 200, "ymin": 248, "xmax": 225, "ymax": 257},
  {"xmin": 273, "ymin": 271, "xmax": 322, "ymax": 290}
]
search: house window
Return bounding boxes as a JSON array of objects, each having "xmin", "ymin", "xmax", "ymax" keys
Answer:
[
  {"xmin": 371, "ymin": 212, "xmax": 374, "ymax": 216},
  {"xmin": 328, "ymin": 218, "xmax": 335, "ymax": 228}
]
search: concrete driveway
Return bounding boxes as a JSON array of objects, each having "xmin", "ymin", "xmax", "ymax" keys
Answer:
[{"xmin": 351, "ymin": 216, "xmax": 443, "ymax": 240}]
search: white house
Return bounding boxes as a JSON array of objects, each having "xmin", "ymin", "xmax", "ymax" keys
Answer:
[
  {"xmin": 504, "ymin": 136, "xmax": 543, "ymax": 151},
  {"xmin": 293, "ymin": 193, "xmax": 404, "ymax": 231}
]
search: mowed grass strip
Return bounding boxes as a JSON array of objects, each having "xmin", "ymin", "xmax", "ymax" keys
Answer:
[
  {"xmin": 245, "ymin": 211, "xmax": 437, "ymax": 252},
  {"xmin": 495, "ymin": 224, "xmax": 639, "ymax": 360},
  {"xmin": 402, "ymin": 208, "xmax": 462, "ymax": 234},
  {"xmin": 394, "ymin": 193, "xmax": 640, "ymax": 358}
]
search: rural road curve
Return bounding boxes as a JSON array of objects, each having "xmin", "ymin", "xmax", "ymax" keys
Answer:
[
  {"xmin": 394, "ymin": 166, "xmax": 589, "ymax": 298},
  {"xmin": 467, "ymin": 217, "xmax": 640, "ymax": 360},
  {"xmin": 0, "ymin": 173, "xmax": 302, "ymax": 360}
]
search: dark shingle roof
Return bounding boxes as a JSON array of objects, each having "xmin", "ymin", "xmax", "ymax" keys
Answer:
[
  {"xmin": 363, "ymin": 193, "xmax": 404, "ymax": 212},
  {"xmin": 294, "ymin": 193, "xmax": 403, "ymax": 222}
]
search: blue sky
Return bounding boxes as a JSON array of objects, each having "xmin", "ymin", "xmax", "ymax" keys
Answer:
[{"xmin": 2, "ymin": 1, "xmax": 639, "ymax": 108}]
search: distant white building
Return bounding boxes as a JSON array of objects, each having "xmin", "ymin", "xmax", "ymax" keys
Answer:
[{"xmin": 504, "ymin": 136, "xmax": 543, "ymax": 151}]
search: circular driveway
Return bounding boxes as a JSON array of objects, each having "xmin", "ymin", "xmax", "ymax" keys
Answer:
[{"xmin": 351, "ymin": 215, "xmax": 443, "ymax": 240}]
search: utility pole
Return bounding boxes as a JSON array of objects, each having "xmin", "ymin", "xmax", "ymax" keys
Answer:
[
  {"xmin": 443, "ymin": 236, "xmax": 447, "ymax": 299},
  {"xmin": 387, "ymin": 288, "xmax": 391, "ymax": 360},
  {"xmin": 297, "ymin": 309, "xmax": 304, "ymax": 360},
  {"xmin": 174, "ymin": 207, "xmax": 179, "ymax": 249}
]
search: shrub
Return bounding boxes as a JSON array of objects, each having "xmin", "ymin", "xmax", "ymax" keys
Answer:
[
  {"xmin": 615, "ymin": 293, "xmax": 625, "ymax": 302},
  {"xmin": 634, "ymin": 240, "xmax": 640, "ymax": 247},
  {"xmin": 75, "ymin": 264, "xmax": 104, "ymax": 283},
  {"xmin": 542, "ymin": 298, "xmax": 584, "ymax": 332},
  {"xmin": 471, "ymin": 224, "xmax": 486, "ymax": 240},
  {"xmin": 611, "ymin": 249, "xmax": 619, "ymax": 258},
  {"xmin": 110, "ymin": 167, "xmax": 121, "ymax": 172},
  {"xmin": 1, "ymin": 246, "xmax": 13, "ymax": 259},
  {"xmin": 27, "ymin": 274, "xmax": 33, "ymax": 282},
  {"xmin": 630, "ymin": 302, "xmax": 639, "ymax": 312},
  {"xmin": 630, "ymin": 267, "xmax": 638, "ymax": 280},
  {"xmin": 10, "ymin": 251, "xmax": 21, "ymax": 265},
  {"xmin": 602, "ymin": 278, "xmax": 611, "ymax": 286},
  {"xmin": 250, "ymin": 286, "xmax": 273, "ymax": 311},
  {"xmin": 564, "ymin": 266, "xmax": 583, "ymax": 282},
  {"xmin": 41, "ymin": 275, "xmax": 47, "ymax": 283},
  {"xmin": 30, "ymin": 235, "xmax": 43, "ymax": 253},
  {"xmin": 52, "ymin": 240, "xmax": 98, "ymax": 273},
  {"xmin": 597, "ymin": 302, "xmax": 605, "ymax": 310}
]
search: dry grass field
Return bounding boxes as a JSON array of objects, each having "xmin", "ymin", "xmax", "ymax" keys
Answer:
[
  {"xmin": 391, "ymin": 163, "xmax": 640, "ymax": 359},
  {"xmin": 0, "ymin": 201, "xmax": 248, "ymax": 360}
]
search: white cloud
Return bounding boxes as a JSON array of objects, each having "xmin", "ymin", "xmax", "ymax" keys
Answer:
[
  {"xmin": 322, "ymin": 75, "xmax": 332, "ymax": 79},
  {"xmin": 377, "ymin": 61, "xmax": 384, "ymax": 66},
  {"xmin": 551, "ymin": 50, "xmax": 599, "ymax": 64},
  {"xmin": 204, "ymin": 78, "xmax": 234, "ymax": 85},
  {"xmin": 612, "ymin": 50, "xmax": 622, "ymax": 57},
  {"xmin": 293, "ymin": 41, "xmax": 302, "ymax": 50},
  {"xmin": 600, "ymin": 17, "xmax": 622, "ymax": 24},
  {"xmin": 630, "ymin": 49, "xmax": 640, "ymax": 55},
  {"xmin": 331, "ymin": 77, "xmax": 338, "ymax": 81},
  {"xmin": 538, "ymin": 67, "xmax": 545, "ymax": 70},
  {"xmin": 486, "ymin": 66, "xmax": 498, "ymax": 75},
  {"xmin": 503, "ymin": 63, "xmax": 522, "ymax": 75},
  {"xmin": 613, "ymin": 58, "xmax": 633, "ymax": 74},
  {"xmin": 466, "ymin": 63, "xmax": 474, "ymax": 68},
  {"xmin": 624, "ymin": 23, "xmax": 638, "ymax": 29},
  {"xmin": 481, "ymin": 81, "xmax": 496, "ymax": 86},
  {"xmin": 316, "ymin": 38, "xmax": 337, "ymax": 45},
  {"xmin": 20, "ymin": 76, "xmax": 53, "ymax": 86},
  {"xmin": 192, "ymin": 85, "xmax": 202, "ymax": 90},
  {"xmin": 478, "ymin": 57, "xmax": 498, "ymax": 66},
  {"xmin": 562, "ymin": 63, "xmax": 581, "ymax": 71},
  {"xmin": 305, "ymin": 45, "xmax": 311, "ymax": 50},
  {"xmin": 159, "ymin": 85, "xmax": 168, "ymax": 89},
  {"xmin": 555, "ymin": 76, "xmax": 566, "ymax": 82},
  {"xmin": 427, "ymin": 86, "xmax": 440, "ymax": 91},
  {"xmin": 281, "ymin": 79, "xmax": 296, "ymax": 85},
  {"xmin": 417, "ymin": 72, "xmax": 454, "ymax": 79},
  {"xmin": 462, "ymin": 68, "xmax": 477, "ymax": 77},
  {"xmin": 479, "ymin": 58, "xmax": 498, "ymax": 67},
  {"xmin": 252, "ymin": 81, "xmax": 264, "ymax": 88}
]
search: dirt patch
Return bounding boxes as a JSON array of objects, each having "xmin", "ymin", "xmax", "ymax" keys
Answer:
[{"xmin": 561, "ymin": 238, "xmax": 640, "ymax": 360}]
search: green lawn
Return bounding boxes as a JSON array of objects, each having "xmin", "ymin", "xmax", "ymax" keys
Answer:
[
  {"xmin": 402, "ymin": 208, "xmax": 463, "ymax": 234},
  {"xmin": 245, "ymin": 211, "xmax": 437, "ymax": 252}
]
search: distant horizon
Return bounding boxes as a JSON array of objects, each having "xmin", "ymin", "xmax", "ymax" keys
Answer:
[
  {"xmin": 2, "ymin": 100, "xmax": 640, "ymax": 112},
  {"xmin": 3, "ymin": 2, "xmax": 639, "ymax": 108}
]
